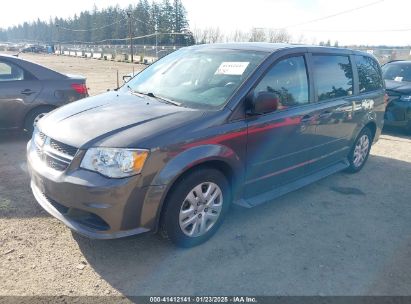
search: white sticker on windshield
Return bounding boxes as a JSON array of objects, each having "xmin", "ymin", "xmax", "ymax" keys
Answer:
[
  {"xmin": 215, "ymin": 62, "xmax": 250, "ymax": 75},
  {"xmin": 394, "ymin": 76, "xmax": 403, "ymax": 82}
]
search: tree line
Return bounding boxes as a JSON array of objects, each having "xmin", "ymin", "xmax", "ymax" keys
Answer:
[
  {"xmin": 0, "ymin": 0, "xmax": 193, "ymax": 45},
  {"xmin": 192, "ymin": 28, "xmax": 293, "ymax": 44},
  {"xmin": 191, "ymin": 27, "xmax": 342, "ymax": 46},
  {"xmin": 0, "ymin": 1, "xmax": 344, "ymax": 47}
]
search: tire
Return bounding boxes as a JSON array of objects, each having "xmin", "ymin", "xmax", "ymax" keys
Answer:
[
  {"xmin": 345, "ymin": 127, "xmax": 372, "ymax": 173},
  {"xmin": 24, "ymin": 106, "xmax": 54, "ymax": 134},
  {"xmin": 160, "ymin": 168, "xmax": 231, "ymax": 248}
]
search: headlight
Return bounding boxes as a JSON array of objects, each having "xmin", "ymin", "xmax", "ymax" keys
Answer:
[
  {"xmin": 80, "ymin": 148, "xmax": 149, "ymax": 178},
  {"xmin": 400, "ymin": 95, "xmax": 411, "ymax": 102}
]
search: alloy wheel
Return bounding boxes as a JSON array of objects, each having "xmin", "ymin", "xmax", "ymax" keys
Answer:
[
  {"xmin": 353, "ymin": 134, "xmax": 370, "ymax": 168},
  {"xmin": 179, "ymin": 182, "xmax": 223, "ymax": 237}
]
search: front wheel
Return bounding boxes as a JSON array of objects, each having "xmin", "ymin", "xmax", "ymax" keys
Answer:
[
  {"xmin": 346, "ymin": 127, "xmax": 372, "ymax": 173},
  {"xmin": 160, "ymin": 168, "xmax": 230, "ymax": 248}
]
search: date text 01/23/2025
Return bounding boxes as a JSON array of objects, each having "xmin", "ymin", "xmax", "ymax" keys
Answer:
[{"xmin": 149, "ymin": 296, "xmax": 258, "ymax": 303}]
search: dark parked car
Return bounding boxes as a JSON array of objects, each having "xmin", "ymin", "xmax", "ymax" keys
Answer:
[
  {"xmin": 21, "ymin": 45, "xmax": 47, "ymax": 54},
  {"xmin": 382, "ymin": 60, "xmax": 411, "ymax": 133},
  {"xmin": 27, "ymin": 43, "xmax": 386, "ymax": 247},
  {"xmin": 0, "ymin": 54, "xmax": 87, "ymax": 133}
]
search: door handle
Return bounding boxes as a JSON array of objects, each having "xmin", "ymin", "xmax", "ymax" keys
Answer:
[
  {"xmin": 21, "ymin": 89, "xmax": 35, "ymax": 96},
  {"xmin": 301, "ymin": 115, "xmax": 312, "ymax": 123}
]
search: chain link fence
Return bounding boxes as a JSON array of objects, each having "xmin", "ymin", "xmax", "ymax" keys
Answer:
[
  {"xmin": 354, "ymin": 47, "xmax": 411, "ymax": 64},
  {"xmin": 53, "ymin": 43, "xmax": 183, "ymax": 64},
  {"xmin": 2, "ymin": 41, "xmax": 411, "ymax": 65}
]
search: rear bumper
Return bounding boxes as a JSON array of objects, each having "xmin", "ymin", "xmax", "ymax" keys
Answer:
[{"xmin": 27, "ymin": 140, "xmax": 164, "ymax": 239}]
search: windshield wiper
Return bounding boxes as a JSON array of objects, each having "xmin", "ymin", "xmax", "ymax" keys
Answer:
[
  {"xmin": 130, "ymin": 90, "xmax": 181, "ymax": 106},
  {"xmin": 146, "ymin": 92, "xmax": 182, "ymax": 106}
]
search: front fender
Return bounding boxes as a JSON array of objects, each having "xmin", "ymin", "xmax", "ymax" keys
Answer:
[
  {"xmin": 146, "ymin": 144, "xmax": 244, "ymax": 232},
  {"xmin": 152, "ymin": 144, "xmax": 243, "ymax": 186}
]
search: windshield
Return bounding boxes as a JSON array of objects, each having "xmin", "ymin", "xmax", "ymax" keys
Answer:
[
  {"xmin": 126, "ymin": 48, "xmax": 267, "ymax": 109},
  {"xmin": 382, "ymin": 63, "xmax": 411, "ymax": 82}
]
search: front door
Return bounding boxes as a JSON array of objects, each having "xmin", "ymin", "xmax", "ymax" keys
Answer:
[{"xmin": 245, "ymin": 54, "xmax": 317, "ymax": 199}]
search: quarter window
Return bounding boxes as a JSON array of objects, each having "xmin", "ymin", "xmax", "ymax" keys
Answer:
[
  {"xmin": 254, "ymin": 56, "xmax": 309, "ymax": 109},
  {"xmin": 313, "ymin": 55, "xmax": 353, "ymax": 101},
  {"xmin": 0, "ymin": 61, "xmax": 24, "ymax": 82},
  {"xmin": 356, "ymin": 56, "xmax": 383, "ymax": 93}
]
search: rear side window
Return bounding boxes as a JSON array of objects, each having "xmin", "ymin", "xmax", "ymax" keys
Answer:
[
  {"xmin": 313, "ymin": 55, "xmax": 353, "ymax": 101},
  {"xmin": 254, "ymin": 56, "xmax": 309, "ymax": 109},
  {"xmin": 0, "ymin": 61, "xmax": 24, "ymax": 82},
  {"xmin": 356, "ymin": 56, "xmax": 383, "ymax": 93}
]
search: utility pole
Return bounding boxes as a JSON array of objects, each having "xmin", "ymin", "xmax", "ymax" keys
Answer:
[
  {"xmin": 127, "ymin": 11, "xmax": 134, "ymax": 63},
  {"xmin": 155, "ymin": 24, "xmax": 158, "ymax": 60},
  {"xmin": 56, "ymin": 24, "xmax": 61, "ymax": 55}
]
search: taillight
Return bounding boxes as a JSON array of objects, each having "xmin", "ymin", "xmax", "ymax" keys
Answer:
[{"xmin": 71, "ymin": 83, "xmax": 88, "ymax": 95}]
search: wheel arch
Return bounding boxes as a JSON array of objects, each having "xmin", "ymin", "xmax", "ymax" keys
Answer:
[
  {"xmin": 150, "ymin": 145, "xmax": 244, "ymax": 232},
  {"xmin": 364, "ymin": 120, "xmax": 377, "ymax": 141},
  {"xmin": 22, "ymin": 104, "xmax": 56, "ymax": 131},
  {"xmin": 351, "ymin": 118, "xmax": 378, "ymax": 145}
]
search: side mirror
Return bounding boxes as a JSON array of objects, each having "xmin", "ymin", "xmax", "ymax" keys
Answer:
[
  {"xmin": 248, "ymin": 91, "xmax": 280, "ymax": 115},
  {"xmin": 123, "ymin": 75, "xmax": 132, "ymax": 83}
]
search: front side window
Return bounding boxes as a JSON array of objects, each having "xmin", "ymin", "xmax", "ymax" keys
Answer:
[
  {"xmin": 313, "ymin": 55, "xmax": 353, "ymax": 101},
  {"xmin": 253, "ymin": 56, "xmax": 309, "ymax": 109},
  {"xmin": 356, "ymin": 55, "xmax": 383, "ymax": 93},
  {"xmin": 0, "ymin": 61, "xmax": 24, "ymax": 82},
  {"xmin": 126, "ymin": 48, "xmax": 267, "ymax": 109}
]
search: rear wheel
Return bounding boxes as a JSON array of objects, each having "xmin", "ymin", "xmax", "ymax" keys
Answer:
[
  {"xmin": 24, "ymin": 106, "xmax": 54, "ymax": 134},
  {"xmin": 160, "ymin": 168, "xmax": 230, "ymax": 248},
  {"xmin": 346, "ymin": 127, "xmax": 372, "ymax": 173}
]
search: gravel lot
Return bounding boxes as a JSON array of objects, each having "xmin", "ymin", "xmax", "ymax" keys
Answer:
[{"xmin": 1, "ymin": 54, "xmax": 411, "ymax": 296}]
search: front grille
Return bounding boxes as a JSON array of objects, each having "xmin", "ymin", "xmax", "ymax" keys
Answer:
[
  {"xmin": 35, "ymin": 145, "xmax": 42, "ymax": 158},
  {"xmin": 34, "ymin": 132, "xmax": 78, "ymax": 171},
  {"xmin": 39, "ymin": 132, "xmax": 46, "ymax": 142},
  {"xmin": 50, "ymin": 139, "xmax": 77, "ymax": 157},
  {"xmin": 46, "ymin": 155, "xmax": 70, "ymax": 171}
]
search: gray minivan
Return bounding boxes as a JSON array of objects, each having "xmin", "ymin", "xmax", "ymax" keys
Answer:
[{"xmin": 27, "ymin": 43, "xmax": 386, "ymax": 247}]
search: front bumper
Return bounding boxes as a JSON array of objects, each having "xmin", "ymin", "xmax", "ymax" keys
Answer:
[
  {"xmin": 27, "ymin": 140, "xmax": 163, "ymax": 239},
  {"xmin": 30, "ymin": 180, "xmax": 149, "ymax": 239}
]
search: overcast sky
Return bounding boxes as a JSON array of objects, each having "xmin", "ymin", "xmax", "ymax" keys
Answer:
[{"xmin": 0, "ymin": 0, "xmax": 409, "ymax": 46}]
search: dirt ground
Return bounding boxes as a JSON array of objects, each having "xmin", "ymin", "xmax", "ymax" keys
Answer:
[{"xmin": 1, "ymin": 54, "xmax": 411, "ymax": 297}]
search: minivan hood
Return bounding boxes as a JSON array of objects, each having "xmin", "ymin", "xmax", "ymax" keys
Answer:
[
  {"xmin": 385, "ymin": 80, "xmax": 411, "ymax": 95},
  {"xmin": 38, "ymin": 91, "xmax": 197, "ymax": 148}
]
